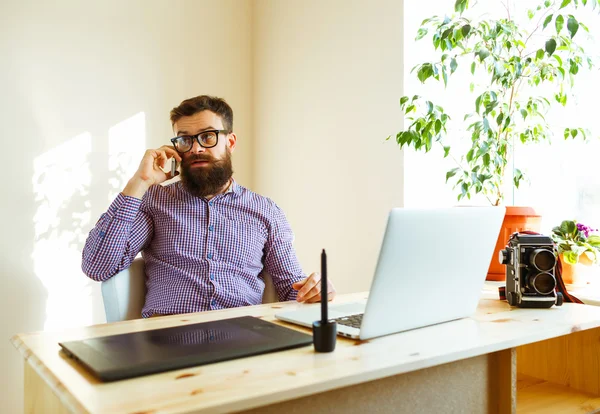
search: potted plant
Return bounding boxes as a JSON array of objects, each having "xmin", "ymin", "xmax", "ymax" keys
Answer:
[
  {"xmin": 390, "ymin": 0, "xmax": 598, "ymax": 280},
  {"xmin": 551, "ymin": 220, "xmax": 600, "ymax": 285}
]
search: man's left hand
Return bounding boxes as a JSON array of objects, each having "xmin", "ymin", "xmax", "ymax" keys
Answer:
[{"xmin": 292, "ymin": 273, "xmax": 336, "ymax": 303}]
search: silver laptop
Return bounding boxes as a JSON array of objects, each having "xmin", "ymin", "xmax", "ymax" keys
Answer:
[{"xmin": 275, "ymin": 207, "xmax": 506, "ymax": 340}]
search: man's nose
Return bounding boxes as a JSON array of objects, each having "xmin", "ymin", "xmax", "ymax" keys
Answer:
[{"xmin": 190, "ymin": 139, "xmax": 206, "ymax": 153}]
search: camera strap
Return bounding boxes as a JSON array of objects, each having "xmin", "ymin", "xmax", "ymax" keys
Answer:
[
  {"xmin": 554, "ymin": 259, "xmax": 584, "ymax": 304},
  {"xmin": 498, "ymin": 231, "xmax": 583, "ymax": 305}
]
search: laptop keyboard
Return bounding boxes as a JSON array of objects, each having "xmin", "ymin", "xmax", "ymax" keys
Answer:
[{"xmin": 333, "ymin": 313, "xmax": 363, "ymax": 329}]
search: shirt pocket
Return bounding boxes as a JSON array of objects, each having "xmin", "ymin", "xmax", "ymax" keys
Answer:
[{"xmin": 217, "ymin": 218, "xmax": 267, "ymax": 268}]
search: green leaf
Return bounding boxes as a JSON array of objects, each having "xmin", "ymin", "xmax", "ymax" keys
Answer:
[
  {"xmin": 587, "ymin": 235, "xmax": 600, "ymax": 247},
  {"xmin": 443, "ymin": 146, "xmax": 451, "ymax": 158},
  {"xmin": 494, "ymin": 62, "xmax": 505, "ymax": 78},
  {"xmin": 475, "ymin": 95, "xmax": 482, "ymax": 114},
  {"xmin": 416, "ymin": 28, "xmax": 428, "ymax": 41},
  {"xmin": 417, "ymin": 63, "xmax": 433, "ymax": 83},
  {"xmin": 563, "ymin": 250, "xmax": 578, "ymax": 264},
  {"xmin": 454, "ymin": 0, "xmax": 468, "ymax": 14},
  {"xmin": 513, "ymin": 169, "xmax": 523, "ymax": 188},
  {"xmin": 553, "ymin": 55, "xmax": 563, "ymax": 66},
  {"xmin": 555, "ymin": 15, "xmax": 564, "ymax": 33},
  {"xmin": 496, "ymin": 112, "xmax": 504, "ymax": 126},
  {"xmin": 543, "ymin": 14, "xmax": 553, "ymax": 29},
  {"xmin": 564, "ymin": 128, "xmax": 570, "ymax": 139},
  {"xmin": 536, "ymin": 49, "xmax": 545, "ymax": 60},
  {"xmin": 560, "ymin": 220, "xmax": 577, "ymax": 235},
  {"xmin": 471, "ymin": 61, "xmax": 476, "ymax": 75},
  {"xmin": 567, "ymin": 16, "xmax": 579, "ymax": 38},
  {"xmin": 442, "ymin": 65, "xmax": 448, "ymax": 87},
  {"xmin": 545, "ymin": 38, "xmax": 557, "ymax": 56},
  {"xmin": 461, "ymin": 24, "xmax": 471, "ymax": 37},
  {"xmin": 446, "ymin": 167, "xmax": 459, "ymax": 182},
  {"xmin": 520, "ymin": 109, "xmax": 528, "ymax": 120},
  {"xmin": 400, "ymin": 96, "xmax": 409, "ymax": 106},
  {"xmin": 426, "ymin": 100, "xmax": 433, "ymax": 113},
  {"xmin": 559, "ymin": 0, "xmax": 571, "ymax": 9},
  {"xmin": 483, "ymin": 153, "xmax": 490, "ymax": 166},
  {"xmin": 466, "ymin": 148, "xmax": 474, "ymax": 162},
  {"xmin": 571, "ymin": 128, "xmax": 578, "ymax": 138},
  {"xmin": 450, "ymin": 58, "xmax": 458, "ymax": 74},
  {"xmin": 483, "ymin": 117, "xmax": 490, "ymax": 131},
  {"xmin": 435, "ymin": 119, "xmax": 442, "ymax": 134},
  {"xmin": 476, "ymin": 49, "xmax": 490, "ymax": 61}
]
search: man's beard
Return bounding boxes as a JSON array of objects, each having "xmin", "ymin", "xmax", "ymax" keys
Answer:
[{"xmin": 180, "ymin": 149, "xmax": 234, "ymax": 198}]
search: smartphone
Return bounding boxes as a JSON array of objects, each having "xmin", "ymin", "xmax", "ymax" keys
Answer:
[{"xmin": 171, "ymin": 158, "xmax": 177, "ymax": 177}]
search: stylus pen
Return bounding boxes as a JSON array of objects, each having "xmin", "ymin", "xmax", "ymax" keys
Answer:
[{"xmin": 321, "ymin": 249, "xmax": 327, "ymax": 323}]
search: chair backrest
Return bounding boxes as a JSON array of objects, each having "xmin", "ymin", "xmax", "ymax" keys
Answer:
[{"xmin": 101, "ymin": 258, "xmax": 280, "ymax": 322}]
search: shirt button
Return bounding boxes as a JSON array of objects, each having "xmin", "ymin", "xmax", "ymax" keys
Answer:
[
  {"xmin": 207, "ymin": 253, "xmax": 213, "ymax": 260},
  {"xmin": 209, "ymin": 225, "xmax": 214, "ymax": 231},
  {"xmin": 210, "ymin": 274, "xmax": 215, "ymax": 281},
  {"xmin": 208, "ymin": 201, "xmax": 213, "ymax": 207},
  {"xmin": 211, "ymin": 299, "xmax": 217, "ymax": 306}
]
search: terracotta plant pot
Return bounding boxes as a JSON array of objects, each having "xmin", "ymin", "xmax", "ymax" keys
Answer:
[
  {"xmin": 486, "ymin": 206, "xmax": 542, "ymax": 282},
  {"xmin": 560, "ymin": 253, "xmax": 595, "ymax": 286}
]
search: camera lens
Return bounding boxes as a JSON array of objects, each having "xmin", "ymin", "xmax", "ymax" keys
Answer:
[
  {"xmin": 530, "ymin": 249, "xmax": 556, "ymax": 272},
  {"xmin": 529, "ymin": 272, "xmax": 556, "ymax": 295}
]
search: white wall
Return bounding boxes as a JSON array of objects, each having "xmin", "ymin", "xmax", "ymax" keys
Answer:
[
  {"xmin": 0, "ymin": 1, "xmax": 252, "ymax": 412},
  {"xmin": 253, "ymin": 0, "xmax": 404, "ymax": 293}
]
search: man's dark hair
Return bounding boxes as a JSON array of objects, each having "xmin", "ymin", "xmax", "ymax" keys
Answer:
[{"xmin": 170, "ymin": 95, "xmax": 233, "ymax": 132}]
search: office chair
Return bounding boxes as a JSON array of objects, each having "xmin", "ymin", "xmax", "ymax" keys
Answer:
[{"xmin": 101, "ymin": 257, "xmax": 279, "ymax": 322}]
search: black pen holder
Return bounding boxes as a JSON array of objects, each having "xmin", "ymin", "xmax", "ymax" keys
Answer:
[{"xmin": 312, "ymin": 320, "xmax": 337, "ymax": 353}]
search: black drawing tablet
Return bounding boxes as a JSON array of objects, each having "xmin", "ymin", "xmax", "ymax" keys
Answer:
[{"xmin": 59, "ymin": 316, "xmax": 313, "ymax": 381}]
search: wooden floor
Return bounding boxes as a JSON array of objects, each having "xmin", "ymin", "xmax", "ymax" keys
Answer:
[{"xmin": 518, "ymin": 374, "xmax": 600, "ymax": 414}]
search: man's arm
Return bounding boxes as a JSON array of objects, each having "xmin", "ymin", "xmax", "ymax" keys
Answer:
[
  {"xmin": 263, "ymin": 204, "xmax": 306, "ymax": 301},
  {"xmin": 81, "ymin": 194, "xmax": 153, "ymax": 281},
  {"xmin": 263, "ymin": 203, "xmax": 336, "ymax": 302},
  {"xmin": 81, "ymin": 145, "xmax": 181, "ymax": 281}
]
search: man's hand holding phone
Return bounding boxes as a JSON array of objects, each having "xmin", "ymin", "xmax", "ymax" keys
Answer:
[{"xmin": 123, "ymin": 145, "xmax": 181, "ymax": 199}]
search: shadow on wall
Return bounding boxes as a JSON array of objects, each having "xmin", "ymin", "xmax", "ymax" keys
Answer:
[{"xmin": 31, "ymin": 113, "xmax": 146, "ymax": 331}]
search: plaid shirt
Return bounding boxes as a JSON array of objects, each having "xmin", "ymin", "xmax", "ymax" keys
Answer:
[{"xmin": 82, "ymin": 180, "xmax": 304, "ymax": 317}]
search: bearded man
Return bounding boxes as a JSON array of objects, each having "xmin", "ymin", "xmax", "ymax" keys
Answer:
[{"xmin": 82, "ymin": 95, "xmax": 335, "ymax": 317}]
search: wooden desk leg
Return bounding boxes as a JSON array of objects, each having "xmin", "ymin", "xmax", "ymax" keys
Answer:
[
  {"xmin": 517, "ymin": 327, "xmax": 600, "ymax": 396},
  {"xmin": 24, "ymin": 362, "xmax": 71, "ymax": 414},
  {"xmin": 241, "ymin": 349, "xmax": 516, "ymax": 414},
  {"xmin": 490, "ymin": 348, "xmax": 517, "ymax": 414}
]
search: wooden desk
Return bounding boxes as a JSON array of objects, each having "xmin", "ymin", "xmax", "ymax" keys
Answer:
[{"xmin": 11, "ymin": 292, "xmax": 600, "ymax": 413}]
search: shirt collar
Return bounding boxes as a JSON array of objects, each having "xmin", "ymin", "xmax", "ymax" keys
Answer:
[{"xmin": 177, "ymin": 177, "xmax": 241, "ymax": 199}]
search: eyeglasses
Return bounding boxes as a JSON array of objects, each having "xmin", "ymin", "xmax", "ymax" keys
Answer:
[{"xmin": 170, "ymin": 129, "xmax": 228, "ymax": 153}]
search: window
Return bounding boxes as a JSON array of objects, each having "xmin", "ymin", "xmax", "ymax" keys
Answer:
[{"xmin": 403, "ymin": 0, "xmax": 600, "ymax": 233}]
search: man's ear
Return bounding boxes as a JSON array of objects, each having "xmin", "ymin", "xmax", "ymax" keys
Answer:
[{"xmin": 227, "ymin": 132, "xmax": 237, "ymax": 152}]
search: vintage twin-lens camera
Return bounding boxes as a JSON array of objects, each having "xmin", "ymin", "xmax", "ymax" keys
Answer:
[{"xmin": 499, "ymin": 233, "xmax": 563, "ymax": 308}]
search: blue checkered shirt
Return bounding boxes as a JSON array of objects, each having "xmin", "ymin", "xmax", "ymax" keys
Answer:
[{"xmin": 82, "ymin": 180, "xmax": 304, "ymax": 317}]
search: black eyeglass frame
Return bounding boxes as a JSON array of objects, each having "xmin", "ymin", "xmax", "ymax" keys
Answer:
[{"xmin": 170, "ymin": 129, "xmax": 229, "ymax": 152}]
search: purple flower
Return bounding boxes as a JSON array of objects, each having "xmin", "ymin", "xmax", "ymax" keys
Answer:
[{"xmin": 576, "ymin": 222, "xmax": 598, "ymax": 238}]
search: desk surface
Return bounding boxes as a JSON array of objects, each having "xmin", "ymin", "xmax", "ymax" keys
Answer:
[{"xmin": 11, "ymin": 291, "xmax": 600, "ymax": 414}]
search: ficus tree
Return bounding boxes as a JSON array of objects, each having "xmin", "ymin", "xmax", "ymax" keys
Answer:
[{"xmin": 390, "ymin": 0, "xmax": 598, "ymax": 206}]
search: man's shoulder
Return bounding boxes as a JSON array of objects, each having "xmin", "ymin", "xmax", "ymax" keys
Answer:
[
  {"xmin": 144, "ymin": 180, "xmax": 182, "ymax": 202},
  {"xmin": 234, "ymin": 182, "xmax": 279, "ymax": 210}
]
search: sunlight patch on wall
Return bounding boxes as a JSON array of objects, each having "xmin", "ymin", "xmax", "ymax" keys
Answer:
[
  {"xmin": 32, "ymin": 132, "xmax": 93, "ymax": 331},
  {"xmin": 108, "ymin": 112, "xmax": 146, "ymax": 202}
]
